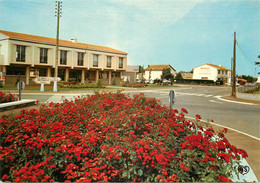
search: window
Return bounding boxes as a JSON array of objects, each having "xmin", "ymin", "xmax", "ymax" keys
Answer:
[
  {"xmin": 40, "ymin": 48, "xmax": 48, "ymax": 64},
  {"xmin": 119, "ymin": 57, "xmax": 123, "ymax": 68},
  {"xmin": 107, "ymin": 56, "xmax": 112, "ymax": 68},
  {"xmin": 218, "ymin": 70, "xmax": 220, "ymax": 74},
  {"xmin": 78, "ymin": 52, "xmax": 84, "ymax": 66},
  {"xmin": 60, "ymin": 50, "xmax": 67, "ymax": 65},
  {"xmin": 93, "ymin": 54, "xmax": 98, "ymax": 67},
  {"xmin": 16, "ymin": 45, "xmax": 26, "ymax": 62},
  {"xmin": 225, "ymin": 70, "xmax": 227, "ymax": 75},
  {"xmin": 222, "ymin": 70, "xmax": 224, "ymax": 74}
]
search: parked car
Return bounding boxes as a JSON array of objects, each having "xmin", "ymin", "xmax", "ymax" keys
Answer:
[{"xmin": 145, "ymin": 79, "xmax": 154, "ymax": 84}]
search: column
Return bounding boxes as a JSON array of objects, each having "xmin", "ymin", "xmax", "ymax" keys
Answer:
[
  {"xmin": 81, "ymin": 69, "xmax": 85, "ymax": 83},
  {"xmin": 108, "ymin": 71, "xmax": 112, "ymax": 85},
  {"xmin": 95, "ymin": 70, "xmax": 99, "ymax": 83},
  {"xmin": 2, "ymin": 66, "xmax": 6, "ymax": 85},
  {"xmin": 25, "ymin": 66, "xmax": 30, "ymax": 85},
  {"xmin": 65, "ymin": 68, "xmax": 69, "ymax": 82},
  {"xmin": 47, "ymin": 68, "xmax": 51, "ymax": 77}
]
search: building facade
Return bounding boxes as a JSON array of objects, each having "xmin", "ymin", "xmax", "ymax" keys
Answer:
[
  {"xmin": 192, "ymin": 63, "xmax": 231, "ymax": 84},
  {"xmin": 144, "ymin": 65, "xmax": 176, "ymax": 81},
  {"xmin": 0, "ymin": 30, "xmax": 127, "ymax": 85}
]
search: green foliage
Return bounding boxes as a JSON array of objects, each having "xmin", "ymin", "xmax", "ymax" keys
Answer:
[
  {"xmin": 138, "ymin": 65, "xmax": 145, "ymax": 73},
  {"xmin": 112, "ymin": 78, "xmax": 117, "ymax": 86},
  {"xmin": 96, "ymin": 80, "xmax": 102, "ymax": 88},
  {"xmin": 175, "ymin": 73, "xmax": 183, "ymax": 80},
  {"xmin": 161, "ymin": 68, "xmax": 174, "ymax": 80},
  {"xmin": 59, "ymin": 81, "xmax": 104, "ymax": 89},
  {"xmin": 240, "ymin": 75, "xmax": 257, "ymax": 83}
]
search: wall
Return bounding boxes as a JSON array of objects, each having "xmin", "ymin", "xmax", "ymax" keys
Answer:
[
  {"xmin": 1, "ymin": 39, "xmax": 127, "ymax": 71},
  {"xmin": 193, "ymin": 65, "xmax": 218, "ymax": 81},
  {"xmin": 237, "ymin": 93, "xmax": 260, "ymax": 101},
  {"xmin": 144, "ymin": 70, "xmax": 162, "ymax": 80}
]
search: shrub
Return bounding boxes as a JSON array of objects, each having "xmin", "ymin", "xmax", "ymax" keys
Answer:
[
  {"xmin": 0, "ymin": 92, "xmax": 247, "ymax": 182},
  {"xmin": 59, "ymin": 81, "xmax": 104, "ymax": 89},
  {"xmin": 0, "ymin": 91, "xmax": 19, "ymax": 104}
]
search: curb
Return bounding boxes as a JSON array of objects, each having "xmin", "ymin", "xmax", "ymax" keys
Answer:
[{"xmin": 0, "ymin": 99, "xmax": 37, "ymax": 112}]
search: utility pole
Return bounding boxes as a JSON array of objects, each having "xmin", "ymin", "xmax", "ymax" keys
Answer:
[
  {"xmin": 54, "ymin": 0, "xmax": 62, "ymax": 92},
  {"xmin": 232, "ymin": 32, "xmax": 236, "ymax": 97}
]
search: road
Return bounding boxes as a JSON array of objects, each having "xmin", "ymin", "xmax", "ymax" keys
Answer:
[
  {"xmin": 128, "ymin": 85, "xmax": 260, "ymax": 139},
  {"xmin": 21, "ymin": 85, "xmax": 260, "ymax": 138}
]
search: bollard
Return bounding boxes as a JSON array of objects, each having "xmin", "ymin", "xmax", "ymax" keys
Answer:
[{"xmin": 169, "ymin": 89, "xmax": 176, "ymax": 110}]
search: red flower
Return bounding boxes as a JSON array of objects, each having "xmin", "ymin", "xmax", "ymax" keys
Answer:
[
  {"xmin": 218, "ymin": 153, "xmax": 230, "ymax": 163},
  {"xmin": 181, "ymin": 108, "xmax": 188, "ymax": 114},
  {"xmin": 218, "ymin": 176, "xmax": 232, "ymax": 182},
  {"xmin": 195, "ymin": 114, "xmax": 201, "ymax": 119}
]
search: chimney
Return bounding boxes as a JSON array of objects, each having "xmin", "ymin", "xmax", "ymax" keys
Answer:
[{"xmin": 69, "ymin": 38, "xmax": 78, "ymax": 43}]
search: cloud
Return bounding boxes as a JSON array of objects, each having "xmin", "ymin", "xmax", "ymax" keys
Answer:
[{"xmin": 110, "ymin": 0, "xmax": 202, "ymax": 24}]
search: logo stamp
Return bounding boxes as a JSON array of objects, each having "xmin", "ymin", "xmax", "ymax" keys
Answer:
[{"xmin": 238, "ymin": 165, "xmax": 250, "ymax": 175}]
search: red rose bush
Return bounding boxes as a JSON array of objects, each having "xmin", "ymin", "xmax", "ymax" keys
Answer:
[
  {"xmin": 0, "ymin": 91, "xmax": 18, "ymax": 104},
  {"xmin": 0, "ymin": 91, "xmax": 247, "ymax": 182}
]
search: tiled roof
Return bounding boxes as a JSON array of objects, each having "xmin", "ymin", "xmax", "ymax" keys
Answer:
[
  {"xmin": 193, "ymin": 63, "xmax": 231, "ymax": 71},
  {"xmin": 206, "ymin": 64, "xmax": 231, "ymax": 71},
  {"xmin": 145, "ymin": 65, "xmax": 172, "ymax": 71},
  {"xmin": 0, "ymin": 30, "xmax": 127, "ymax": 55}
]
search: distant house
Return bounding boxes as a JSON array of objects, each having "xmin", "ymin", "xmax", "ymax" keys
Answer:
[
  {"xmin": 122, "ymin": 65, "xmax": 139, "ymax": 83},
  {"xmin": 192, "ymin": 63, "xmax": 231, "ymax": 84},
  {"xmin": 180, "ymin": 72, "xmax": 193, "ymax": 79},
  {"xmin": 136, "ymin": 73, "xmax": 144, "ymax": 80},
  {"xmin": 144, "ymin": 64, "xmax": 176, "ymax": 81}
]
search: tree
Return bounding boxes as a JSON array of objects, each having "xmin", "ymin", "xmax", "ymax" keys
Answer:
[
  {"xmin": 175, "ymin": 72, "xmax": 183, "ymax": 80},
  {"xmin": 241, "ymin": 75, "xmax": 257, "ymax": 83},
  {"xmin": 161, "ymin": 68, "xmax": 174, "ymax": 80},
  {"xmin": 138, "ymin": 65, "xmax": 145, "ymax": 73}
]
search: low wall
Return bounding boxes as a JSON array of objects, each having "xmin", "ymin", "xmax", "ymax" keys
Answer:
[{"xmin": 237, "ymin": 93, "xmax": 260, "ymax": 101}]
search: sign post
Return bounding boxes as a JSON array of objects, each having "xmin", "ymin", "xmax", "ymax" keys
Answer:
[
  {"xmin": 17, "ymin": 81, "xmax": 25, "ymax": 101},
  {"xmin": 169, "ymin": 89, "xmax": 176, "ymax": 109},
  {"xmin": 33, "ymin": 77, "xmax": 61, "ymax": 92}
]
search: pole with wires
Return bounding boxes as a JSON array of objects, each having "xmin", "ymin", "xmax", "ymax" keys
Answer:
[
  {"xmin": 54, "ymin": 0, "xmax": 62, "ymax": 92},
  {"xmin": 232, "ymin": 32, "xmax": 236, "ymax": 97}
]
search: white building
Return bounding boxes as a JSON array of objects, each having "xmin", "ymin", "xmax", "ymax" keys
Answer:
[
  {"xmin": 192, "ymin": 63, "xmax": 231, "ymax": 84},
  {"xmin": 0, "ymin": 30, "xmax": 128, "ymax": 85},
  {"xmin": 144, "ymin": 65, "xmax": 176, "ymax": 81}
]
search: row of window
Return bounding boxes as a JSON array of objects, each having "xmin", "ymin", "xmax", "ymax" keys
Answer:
[
  {"xmin": 218, "ymin": 70, "xmax": 228, "ymax": 75},
  {"xmin": 16, "ymin": 45, "xmax": 124, "ymax": 68}
]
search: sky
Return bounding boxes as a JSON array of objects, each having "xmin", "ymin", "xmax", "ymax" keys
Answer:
[{"xmin": 0, "ymin": 0, "xmax": 259, "ymax": 76}]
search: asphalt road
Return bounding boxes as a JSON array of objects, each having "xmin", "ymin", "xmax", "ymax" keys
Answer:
[
  {"xmin": 126, "ymin": 85, "xmax": 260, "ymax": 139},
  {"xmin": 21, "ymin": 85, "xmax": 260, "ymax": 138}
]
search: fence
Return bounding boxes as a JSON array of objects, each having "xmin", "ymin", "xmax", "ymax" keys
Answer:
[{"xmin": 237, "ymin": 85, "xmax": 260, "ymax": 93}]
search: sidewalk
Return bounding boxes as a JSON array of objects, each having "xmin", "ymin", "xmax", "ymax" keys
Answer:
[
  {"xmin": 222, "ymin": 95, "xmax": 260, "ymax": 105},
  {"xmin": 208, "ymin": 124, "xmax": 260, "ymax": 181}
]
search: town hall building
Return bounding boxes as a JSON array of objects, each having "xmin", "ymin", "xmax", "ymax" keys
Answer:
[{"xmin": 0, "ymin": 30, "xmax": 128, "ymax": 85}]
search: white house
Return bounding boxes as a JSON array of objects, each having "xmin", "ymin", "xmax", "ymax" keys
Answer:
[
  {"xmin": 144, "ymin": 64, "xmax": 176, "ymax": 81},
  {"xmin": 192, "ymin": 63, "xmax": 231, "ymax": 84}
]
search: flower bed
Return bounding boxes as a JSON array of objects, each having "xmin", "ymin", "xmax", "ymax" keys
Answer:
[
  {"xmin": 0, "ymin": 92, "xmax": 247, "ymax": 182},
  {"xmin": 0, "ymin": 91, "xmax": 19, "ymax": 104}
]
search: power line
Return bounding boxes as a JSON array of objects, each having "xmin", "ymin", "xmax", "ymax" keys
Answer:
[{"xmin": 236, "ymin": 41, "xmax": 255, "ymax": 65}]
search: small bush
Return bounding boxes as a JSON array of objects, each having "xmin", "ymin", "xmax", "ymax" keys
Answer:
[
  {"xmin": 0, "ymin": 91, "xmax": 19, "ymax": 104},
  {"xmin": 59, "ymin": 81, "xmax": 104, "ymax": 89}
]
